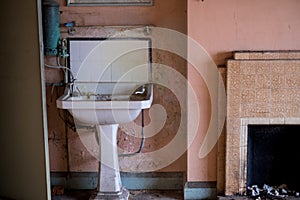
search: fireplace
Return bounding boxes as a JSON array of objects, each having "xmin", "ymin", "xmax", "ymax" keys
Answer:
[
  {"xmin": 237, "ymin": 118, "xmax": 300, "ymax": 194},
  {"xmin": 247, "ymin": 124, "xmax": 300, "ymax": 190},
  {"xmin": 225, "ymin": 51, "xmax": 300, "ymax": 195}
]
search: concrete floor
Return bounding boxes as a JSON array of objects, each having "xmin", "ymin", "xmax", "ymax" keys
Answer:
[{"xmin": 52, "ymin": 190, "xmax": 184, "ymax": 200}]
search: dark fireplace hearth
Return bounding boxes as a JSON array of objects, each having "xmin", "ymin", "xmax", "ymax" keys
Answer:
[{"xmin": 247, "ymin": 125, "xmax": 300, "ymax": 191}]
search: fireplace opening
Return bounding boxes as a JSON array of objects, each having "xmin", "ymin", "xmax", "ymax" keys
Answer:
[{"xmin": 247, "ymin": 125, "xmax": 300, "ymax": 191}]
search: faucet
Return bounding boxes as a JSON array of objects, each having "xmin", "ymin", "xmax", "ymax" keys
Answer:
[
  {"xmin": 133, "ymin": 84, "xmax": 146, "ymax": 95},
  {"xmin": 130, "ymin": 84, "xmax": 151, "ymax": 100}
]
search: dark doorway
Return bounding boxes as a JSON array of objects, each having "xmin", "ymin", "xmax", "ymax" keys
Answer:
[{"xmin": 247, "ymin": 125, "xmax": 300, "ymax": 190}]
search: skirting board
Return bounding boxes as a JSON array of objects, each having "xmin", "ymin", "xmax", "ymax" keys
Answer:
[
  {"xmin": 184, "ymin": 182, "xmax": 217, "ymax": 200},
  {"xmin": 51, "ymin": 172, "xmax": 184, "ymax": 190}
]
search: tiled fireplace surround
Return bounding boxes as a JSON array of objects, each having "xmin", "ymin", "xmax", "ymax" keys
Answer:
[{"xmin": 225, "ymin": 51, "xmax": 300, "ymax": 195}]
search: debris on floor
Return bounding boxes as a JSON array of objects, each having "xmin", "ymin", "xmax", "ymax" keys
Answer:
[
  {"xmin": 51, "ymin": 189, "xmax": 184, "ymax": 200},
  {"xmin": 129, "ymin": 190, "xmax": 183, "ymax": 200},
  {"xmin": 219, "ymin": 184, "xmax": 300, "ymax": 200},
  {"xmin": 247, "ymin": 184, "xmax": 300, "ymax": 199}
]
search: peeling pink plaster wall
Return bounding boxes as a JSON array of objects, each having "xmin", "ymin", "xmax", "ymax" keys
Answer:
[
  {"xmin": 187, "ymin": 0, "xmax": 300, "ymax": 185},
  {"xmin": 46, "ymin": 0, "xmax": 187, "ymax": 172},
  {"xmin": 59, "ymin": 0, "xmax": 187, "ymax": 33}
]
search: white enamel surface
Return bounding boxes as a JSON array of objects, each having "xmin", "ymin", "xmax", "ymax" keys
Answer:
[
  {"xmin": 64, "ymin": 39, "xmax": 152, "ymax": 125},
  {"xmin": 70, "ymin": 109, "xmax": 141, "ymax": 125},
  {"xmin": 57, "ymin": 95, "xmax": 152, "ymax": 109},
  {"xmin": 69, "ymin": 39, "xmax": 150, "ymax": 82},
  {"xmin": 72, "ymin": 82, "xmax": 149, "ymax": 99},
  {"xmin": 56, "ymin": 83, "xmax": 153, "ymax": 125},
  {"xmin": 59, "ymin": 38, "xmax": 152, "ymax": 198},
  {"xmin": 97, "ymin": 125, "xmax": 122, "ymax": 192}
]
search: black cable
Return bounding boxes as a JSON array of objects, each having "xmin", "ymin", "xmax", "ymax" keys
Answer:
[
  {"xmin": 64, "ymin": 110, "xmax": 71, "ymax": 180},
  {"xmin": 118, "ymin": 109, "xmax": 145, "ymax": 157},
  {"xmin": 136, "ymin": 109, "xmax": 145, "ymax": 153}
]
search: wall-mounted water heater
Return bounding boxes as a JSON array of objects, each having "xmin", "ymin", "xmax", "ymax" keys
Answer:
[{"xmin": 42, "ymin": 0, "xmax": 60, "ymax": 56}]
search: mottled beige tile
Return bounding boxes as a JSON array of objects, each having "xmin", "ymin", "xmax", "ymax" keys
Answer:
[
  {"xmin": 225, "ymin": 52, "xmax": 300, "ymax": 195},
  {"xmin": 256, "ymin": 74, "xmax": 271, "ymax": 89},
  {"xmin": 234, "ymin": 51, "xmax": 300, "ymax": 60},
  {"xmin": 240, "ymin": 62, "xmax": 256, "ymax": 74},
  {"xmin": 241, "ymin": 90, "xmax": 255, "ymax": 104},
  {"xmin": 255, "ymin": 103, "xmax": 270, "ymax": 118},
  {"xmin": 227, "ymin": 60, "xmax": 241, "ymax": 75},
  {"xmin": 227, "ymin": 89, "xmax": 241, "ymax": 105},
  {"xmin": 225, "ymin": 160, "xmax": 240, "ymax": 195},
  {"xmin": 225, "ymin": 156, "xmax": 240, "ymax": 173},
  {"xmin": 271, "ymin": 74, "xmax": 285, "ymax": 89},
  {"xmin": 271, "ymin": 64, "xmax": 285, "ymax": 74},
  {"xmin": 233, "ymin": 52, "xmax": 250, "ymax": 60},
  {"xmin": 227, "ymin": 106, "xmax": 241, "ymax": 118},
  {"xmin": 226, "ymin": 146, "xmax": 240, "ymax": 162},
  {"xmin": 285, "ymin": 61, "xmax": 300, "ymax": 74},
  {"xmin": 255, "ymin": 102, "xmax": 271, "ymax": 112},
  {"xmin": 271, "ymin": 89, "xmax": 286, "ymax": 103},
  {"xmin": 241, "ymin": 74, "xmax": 256, "ymax": 88},
  {"xmin": 226, "ymin": 118, "xmax": 241, "ymax": 131},
  {"xmin": 285, "ymin": 89, "xmax": 300, "ymax": 103},
  {"xmin": 256, "ymin": 63, "xmax": 270, "ymax": 74},
  {"xmin": 226, "ymin": 132, "xmax": 240, "ymax": 147},
  {"xmin": 286, "ymin": 73, "xmax": 300, "ymax": 89},
  {"xmin": 240, "ymin": 104, "xmax": 256, "ymax": 118},
  {"xmin": 287, "ymin": 52, "xmax": 300, "ymax": 59},
  {"xmin": 285, "ymin": 103, "xmax": 300, "ymax": 117},
  {"xmin": 227, "ymin": 74, "xmax": 241, "ymax": 90},
  {"xmin": 225, "ymin": 179, "xmax": 239, "ymax": 196},
  {"xmin": 255, "ymin": 89, "xmax": 271, "ymax": 103},
  {"xmin": 226, "ymin": 126, "xmax": 240, "ymax": 139},
  {"xmin": 270, "ymin": 103, "xmax": 285, "ymax": 118},
  {"xmin": 227, "ymin": 105, "xmax": 241, "ymax": 118},
  {"xmin": 227, "ymin": 91, "xmax": 241, "ymax": 118}
]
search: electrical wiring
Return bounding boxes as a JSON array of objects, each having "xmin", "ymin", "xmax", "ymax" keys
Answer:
[{"xmin": 44, "ymin": 63, "xmax": 75, "ymax": 82}]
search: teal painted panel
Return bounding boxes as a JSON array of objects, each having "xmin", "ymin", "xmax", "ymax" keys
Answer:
[
  {"xmin": 184, "ymin": 182, "xmax": 217, "ymax": 200},
  {"xmin": 122, "ymin": 177, "xmax": 183, "ymax": 190},
  {"xmin": 51, "ymin": 172, "xmax": 184, "ymax": 190},
  {"xmin": 184, "ymin": 188, "xmax": 216, "ymax": 200}
]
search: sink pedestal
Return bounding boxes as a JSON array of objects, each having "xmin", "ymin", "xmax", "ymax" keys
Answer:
[{"xmin": 90, "ymin": 124, "xmax": 129, "ymax": 200}]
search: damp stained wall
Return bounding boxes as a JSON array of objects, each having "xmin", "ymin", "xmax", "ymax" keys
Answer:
[{"xmin": 45, "ymin": 0, "xmax": 188, "ymax": 173}]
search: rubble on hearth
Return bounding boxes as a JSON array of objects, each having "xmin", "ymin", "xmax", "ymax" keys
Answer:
[{"xmin": 247, "ymin": 184, "xmax": 300, "ymax": 199}]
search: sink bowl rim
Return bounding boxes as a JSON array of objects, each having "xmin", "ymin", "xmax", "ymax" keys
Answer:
[{"xmin": 56, "ymin": 93, "xmax": 153, "ymax": 110}]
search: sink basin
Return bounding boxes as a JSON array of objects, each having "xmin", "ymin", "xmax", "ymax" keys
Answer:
[
  {"xmin": 60, "ymin": 37, "xmax": 153, "ymax": 199},
  {"xmin": 56, "ymin": 82, "xmax": 153, "ymax": 125},
  {"xmin": 56, "ymin": 82, "xmax": 153, "ymax": 200}
]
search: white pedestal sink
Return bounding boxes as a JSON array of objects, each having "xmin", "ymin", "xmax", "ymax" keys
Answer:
[{"xmin": 56, "ymin": 83, "xmax": 153, "ymax": 200}]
